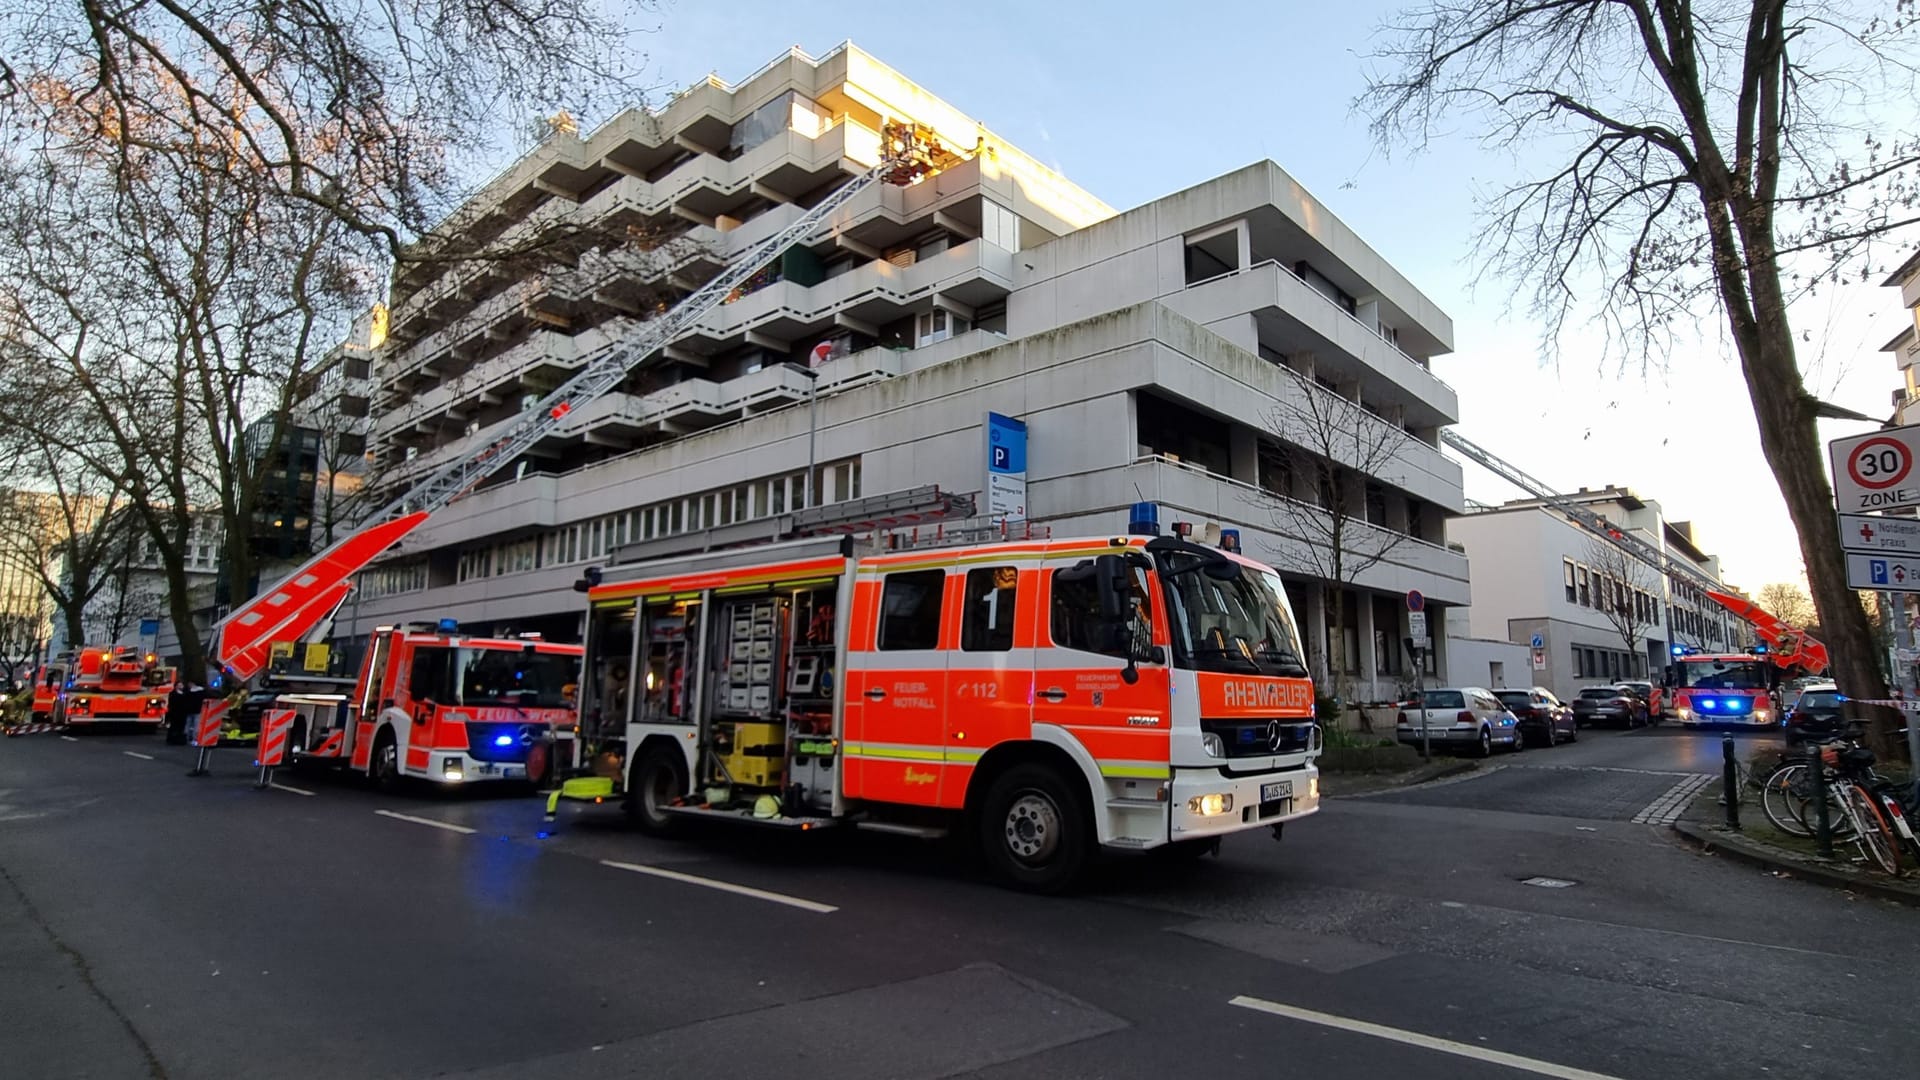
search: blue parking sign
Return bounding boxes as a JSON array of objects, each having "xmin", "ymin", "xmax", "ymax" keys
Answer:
[{"xmin": 1872, "ymin": 559, "xmax": 1890, "ymax": 585}]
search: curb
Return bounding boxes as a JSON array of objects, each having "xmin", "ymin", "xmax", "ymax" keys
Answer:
[
  {"xmin": 1670, "ymin": 819, "xmax": 1920, "ymax": 908},
  {"xmin": 1330, "ymin": 758, "xmax": 1481, "ymax": 798}
]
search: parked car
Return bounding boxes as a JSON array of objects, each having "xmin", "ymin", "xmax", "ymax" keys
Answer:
[
  {"xmin": 1783, "ymin": 682, "xmax": 1845, "ymax": 745},
  {"xmin": 1397, "ymin": 686, "xmax": 1524, "ymax": 757},
  {"xmin": 1613, "ymin": 679, "xmax": 1662, "ymax": 721},
  {"xmin": 1572, "ymin": 686, "xmax": 1646, "ymax": 728},
  {"xmin": 1494, "ymin": 687, "xmax": 1577, "ymax": 747}
]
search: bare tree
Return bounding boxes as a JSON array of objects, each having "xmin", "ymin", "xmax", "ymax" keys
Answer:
[
  {"xmin": 0, "ymin": 468, "xmax": 122, "ymax": 652},
  {"xmin": 1584, "ymin": 537, "xmax": 1658, "ymax": 676},
  {"xmin": 1758, "ymin": 581, "xmax": 1817, "ymax": 627},
  {"xmin": 1258, "ymin": 371, "xmax": 1419, "ymax": 713},
  {"xmin": 0, "ymin": 607, "xmax": 44, "ymax": 691},
  {"xmin": 1362, "ymin": 1, "xmax": 1919, "ymax": 753},
  {"xmin": 0, "ymin": 0, "xmax": 650, "ymax": 263}
]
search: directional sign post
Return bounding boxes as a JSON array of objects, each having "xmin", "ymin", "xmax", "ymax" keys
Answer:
[
  {"xmin": 1830, "ymin": 425, "xmax": 1920, "ymax": 512},
  {"xmin": 1845, "ymin": 553, "xmax": 1920, "ymax": 593}
]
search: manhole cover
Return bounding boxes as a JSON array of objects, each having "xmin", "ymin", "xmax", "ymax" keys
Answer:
[{"xmin": 1520, "ymin": 876, "xmax": 1578, "ymax": 888}]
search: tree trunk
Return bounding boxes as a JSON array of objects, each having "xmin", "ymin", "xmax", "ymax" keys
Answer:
[
  {"xmin": 63, "ymin": 605, "xmax": 84, "ymax": 652},
  {"xmin": 1738, "ymin": 329, "xmax": 1894, "ymax": 753}
]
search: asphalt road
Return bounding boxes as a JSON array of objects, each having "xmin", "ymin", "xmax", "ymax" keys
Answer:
[{"xmin": 2, "ymin": 722, "xmax": 1914, "ymax": 1080}]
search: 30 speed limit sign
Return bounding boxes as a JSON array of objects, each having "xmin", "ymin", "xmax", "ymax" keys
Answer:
[{"xmin": 1831, "ymin": 425, "xmax": 1920, "ymax": 510}]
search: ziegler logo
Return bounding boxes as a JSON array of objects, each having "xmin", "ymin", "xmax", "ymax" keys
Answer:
[
  {"xmin": 1218, "ymin": 680, "xmax": 1313, "ymax": 711},
  {"xmin": 902, "ymin": 767, "xmax": 937, "ymax": 786}
]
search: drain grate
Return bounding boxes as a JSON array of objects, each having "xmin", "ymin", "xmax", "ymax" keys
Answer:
[{"xmin": 1520, "ymin": 876, "xmax": 1578, "ymax": 888}]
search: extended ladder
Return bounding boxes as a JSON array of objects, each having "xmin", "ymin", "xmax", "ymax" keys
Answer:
[{"xmin": 210, "ymin": 124, "xmax": 955, "ymax": 681}]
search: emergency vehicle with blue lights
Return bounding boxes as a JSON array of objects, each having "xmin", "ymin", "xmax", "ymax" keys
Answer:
[
  {"xmin": 562, "ymin": 509, "xmax": 1323, "ymax": 892},
  {"xmin": 1666, "ymin": 651, "xmax": 1781, "ymax": 727},
  {"xmin": 52, "ymin": 646, "xmax": 172, "ymax": 729},
  {"xmin": 267, "ymin": 622, "xmax": 582, "ymax": 789}
]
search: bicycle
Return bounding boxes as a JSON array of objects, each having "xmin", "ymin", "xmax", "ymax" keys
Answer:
[{"xmin": 1756, "ymin": 728, "xmax": 1911, "ymax": 874}]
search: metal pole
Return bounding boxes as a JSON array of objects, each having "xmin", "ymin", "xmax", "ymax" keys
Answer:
[
  {"xmin": 1809, "ymin": 742, "xmax": 1833, "ymax": 858},
  {"xmin": 1721, "ymin": 734, "xmax": 1740, "ymax": 829},
  {"xmin": 804, "ymin": 369, "xmax": 819, "ymax": 509},
  {"xmin": 1416, "ymin": 645, "xmax": 1429, "ymax": 763}
]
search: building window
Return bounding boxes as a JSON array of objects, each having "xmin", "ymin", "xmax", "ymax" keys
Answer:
[
  {"xmin": 1563, "ymin": 560, "xmax": 1576, "ymax": 603},
  {"xmin": 1577, "ymin": 566, "xmax": 1590, "ymax": 607},
  {"xmin": 914, "ymin": 308, "xmax": 968, "ymax": 347},
  {"xmin": 1572, "ymin": 646, "xmax": 1584, "ymax": 677}
]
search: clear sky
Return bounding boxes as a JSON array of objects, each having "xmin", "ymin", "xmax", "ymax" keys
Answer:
[{"xmin": 608, "ymin": 0, "xmax": 1912, "ymax": 591}]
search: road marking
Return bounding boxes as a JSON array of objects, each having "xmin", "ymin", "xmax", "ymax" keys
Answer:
[
  {"xmin": 59, "ymin": 736, "xmax": 77, "ymax": 742},
  {"xmin": 374, "ymin": 809, "xmax": 475, "ymax": 835},
  {"xmin": 600, "ymin": 859, "xmax": 837, "ymax": 914},
  {"xmin": 1631, "ymin": 773, "xmax": 1714, "ymax": 824},
  {"xmin": 122, "ymin": 751, "xmax": 155, "ymax": 761},
  {"xmin": 269, "ymin": 783, "xmax": 315, "ymax": 797},
  {"xmin": 1229, "ymin": 995, "xmax": 1627, "ymax": 1080}
]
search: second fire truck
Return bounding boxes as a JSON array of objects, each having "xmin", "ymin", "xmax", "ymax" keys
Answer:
[
  {"xmin": 53, "ymin": 646, "xmax": 172, "ymax": 730},
  {"xmin": 270, "ymin": 623, "xmax": 583, "ymax": 788},
  {"xmin": 565, "ymin": 521, "xmax": 1323, "ymax": 891}
]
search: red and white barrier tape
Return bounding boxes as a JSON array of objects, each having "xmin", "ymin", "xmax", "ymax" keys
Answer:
[
  {"xmin": 1838, "ymin": 697, "xmax": 1920, "ymax": 711},
  {"xmin": 3, "ymin": 723, "xmax": 65, "ymax": 737}
]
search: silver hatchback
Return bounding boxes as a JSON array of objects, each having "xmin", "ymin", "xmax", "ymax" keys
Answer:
[{"xmin": 1396, "ymin": 686, "xmax": 1523, "ymax": 757}]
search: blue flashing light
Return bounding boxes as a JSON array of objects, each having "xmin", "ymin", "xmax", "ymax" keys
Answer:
[
  {"xmin": 1128, "ymin": 501, "xmax": 1160, "ymax": 536},
  {"xmin": 1219, "ymin": 527, "xmax": 1241, "ymax": 552},
  {"xmin": 493, "ymin": 734, "xmax": 514, "ymax": 747},
  {"xmin": 437, "ymin": 618, "xmax": 460, "ymax": 633},
  {"xmin": 1671, "ymin": 644, "xmax": 1686, "ymax": 656},
  {"xmin": 1700, "ymin": 699, "xmax": 1718, "ymax": 711}
]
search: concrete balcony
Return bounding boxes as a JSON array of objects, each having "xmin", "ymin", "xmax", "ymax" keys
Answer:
[
  {"xmin": 1032, "ymin": 455, "xmax": 1470, "ymax": 605},
  {"xmin": 1163, "ymin": 260, "xmax": 1459, "ymax": 428},
  {"xmin": 685, "ymin": 237, "xmax": 1015, "ymax": 350}
]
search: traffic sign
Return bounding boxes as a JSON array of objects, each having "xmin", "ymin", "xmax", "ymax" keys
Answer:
[
  {"xmin": 1405, "ymin": 589, "xmax": 1425, "ymax": 613},
  {"xmin": 1531, "ymin": 648, "xmax": 1546, "ymax": 670},
  {"xmin": 1845, "ymin": 552, "xmax": 1920, "ymax": 592},
  {"xmin": 1830, "ymin": 425, "xmax": 1920, "ymax": 511},
  {"xmin": 1408, "ymin": 611, "xmax": 1428, "ymax": 643},
  {"xmin": 1530, "ymin": 633, "xmax": 1545, "ymax": 649},
  {"xmin": 1838, "ymin": 511, "xmax": 1920, "ymax": 554}
]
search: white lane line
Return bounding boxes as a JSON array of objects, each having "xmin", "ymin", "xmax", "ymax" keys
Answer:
[
  {"xmin": 270, "ymin": 782, "xmax": 315, "ymax": 797},
  {"xmin": 122, "ymin": 751, "xmax": 155, "ymax": 760},
  {"xmin": 1229, "ymin": 995, "xmax": 1627, "ymax": 1080},
  {"xmin": 60, "ymin": 735, "xmax": 77, "ymax": 742},
  {"xmin": 600, "ymin": 859, "xmax": 837, "ymax": 914},
  {"xmin": 374, "ymin": 809, "xmax": 475, "ymax": 835},
  {"xmin": 1631, "ymin": 773, "xmax": 1714, "ymax": 825}
]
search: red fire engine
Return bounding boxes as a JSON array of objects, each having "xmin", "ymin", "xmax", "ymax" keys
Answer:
[
  {"xmin": 1666, "ymin": 651, "xmax": 1783, "ymax": 727},
  {"xmin": 564, "ymin": 525, "xmax": 1324, "ymax": 891},
  {"xmin": 30, "ymin": 662, "xmax": 68, "ymax": 723},
  {"xmin": 57, "ymin": 647, "xmax": 171, "ymax": 729},
  {"xmin": 270, "ymin": 623, "xmax": 582, "ymax": 788}
]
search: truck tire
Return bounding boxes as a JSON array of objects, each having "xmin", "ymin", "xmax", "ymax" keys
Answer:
[
  {"xmin": 627, "ymin": 744, "xmax": 685, "ymax": 836},
  {"xmin": 369, "ymin": 729, "xmax": 401, "ymax": 793},
  {"xmin": 977, "ymin": 762, "xmax": 1088, "ymax": 894}
]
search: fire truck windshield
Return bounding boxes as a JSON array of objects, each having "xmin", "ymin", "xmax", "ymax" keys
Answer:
[
  {"xmin": 411, "ymin": 647, "xmax": 581, "ymax": 709},
  {"xmin": 1158, "ymin": 557, "xmax": 1309, "ymax": 678},
  {"xmin": 1676, "ymin": 659, "xmax": 1768, "ymax": 690}
]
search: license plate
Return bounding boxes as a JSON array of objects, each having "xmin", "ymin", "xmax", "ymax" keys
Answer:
[
  {"xmin": 475, "ymin": 763, "xmax": 498, "ymax": 776},
  {"xmin": 1261, "ymin": 780, "xmax": 1292, "ymax": 802}
]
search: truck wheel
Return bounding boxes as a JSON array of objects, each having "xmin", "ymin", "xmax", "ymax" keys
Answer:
[
  {"xmin": 369, "ymin": 730, "xmax": 401, "ymax": 793},
  {"xmin": 626, "ymin": 745, "xmax": 685, "ymax": 836},
  {"xmin": 977, "ymin": 762, "xmax": 1088, "ymax": 894}
]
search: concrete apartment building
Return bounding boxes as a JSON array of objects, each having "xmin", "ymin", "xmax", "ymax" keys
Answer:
[
  {"xmin": 346, "ymin": 43, "xmax": 1468, "ymax": 703},
  {"xmin": 1449, "ymin": 487, "xmax": 1752, "ymax": 700},
  {"xmin": 1885, "ymin": 249, "xmax": 1920, "ymax": 426}
]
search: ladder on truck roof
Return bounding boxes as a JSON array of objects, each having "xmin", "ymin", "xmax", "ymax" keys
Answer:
[{"xmin": 209, "ymin": 125, "xmax": 959, "ymax": 684}]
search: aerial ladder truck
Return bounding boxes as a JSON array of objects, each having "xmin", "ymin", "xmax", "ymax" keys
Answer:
[{"xmin": 190, "ymin": 124, "xmax": 963, "ymax": 775}]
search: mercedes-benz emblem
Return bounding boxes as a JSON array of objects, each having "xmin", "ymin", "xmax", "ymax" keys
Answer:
[{"xmin": 1265, "ymin": 720, "xmax": 1283, "ymax": 752}]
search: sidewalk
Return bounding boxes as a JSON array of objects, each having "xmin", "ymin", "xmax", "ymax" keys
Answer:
[{"xmin": 1670, "ymin": 791, "xmax": 1920, "ymax": 908}]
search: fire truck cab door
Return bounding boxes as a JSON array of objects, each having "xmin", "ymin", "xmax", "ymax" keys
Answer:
[
  {"xmin": 1035, "ymin": 558, "xmax": 1172, "ymax": 779},
  {"xmin": 846, "ymin": 566, "xmax": 952, "ymax": 807}
]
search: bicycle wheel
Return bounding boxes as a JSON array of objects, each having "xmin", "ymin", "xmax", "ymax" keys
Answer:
[
  {"xmin": 1843, "ymin": 784, "xmax": 1902, "ymax": 875},
  {"xmin": 1760, "ymin": 765, "xmax": 1811, "ymax": 837}
]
